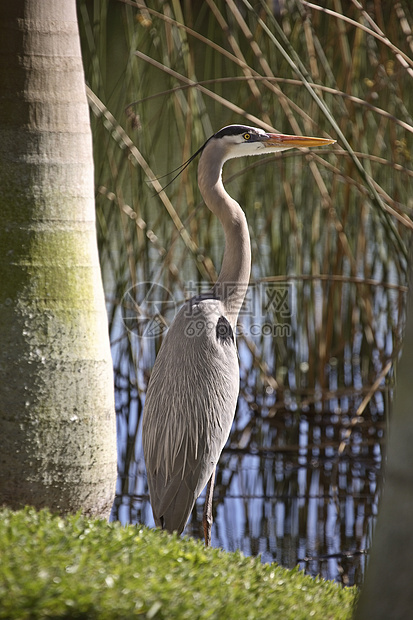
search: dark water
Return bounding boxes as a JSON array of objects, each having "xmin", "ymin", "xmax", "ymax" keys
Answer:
[{"xmin": 110, "ymin": 278, "xmax": 399, "ymax": 588}]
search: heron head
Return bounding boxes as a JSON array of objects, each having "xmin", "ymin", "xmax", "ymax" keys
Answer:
[
  {"xmin": 211, "ymin": 124, "xmax": 335, "ymax": 161},
  {"xmin": 158, "ymin": 125, "xmax": 335, "ymax": 192}
]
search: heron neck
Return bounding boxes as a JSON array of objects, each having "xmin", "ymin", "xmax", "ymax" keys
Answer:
[{"xmin": 198, "ymin": 146, "xmax": 251, "ymax": 325}]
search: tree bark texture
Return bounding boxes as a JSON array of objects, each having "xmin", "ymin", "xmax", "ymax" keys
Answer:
[{"xmin": 0, "ymin": 1, "xmax": 117, "ymax": 517}]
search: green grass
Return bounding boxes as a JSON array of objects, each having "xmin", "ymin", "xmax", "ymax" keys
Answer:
[{"xmin": 0, "ymin": 507, "xmax": 356, "ymax": 619}]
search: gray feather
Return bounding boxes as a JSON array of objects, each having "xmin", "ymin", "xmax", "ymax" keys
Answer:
[{"xmin": 142, "ymin": 298, "xmax": 239, "ymax": 533}]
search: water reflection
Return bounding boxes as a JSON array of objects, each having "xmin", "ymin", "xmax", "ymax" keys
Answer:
[
  {"xmin": 112, "ymin": 268, "xmax": 406, "ymax": 585},
  {"xmin": 111, "ymin": 275, "xmax": 396, "ymax": 588},
  {"xmin": 192, "ymin": 399, "xmax": 384, "ymax": 586}
]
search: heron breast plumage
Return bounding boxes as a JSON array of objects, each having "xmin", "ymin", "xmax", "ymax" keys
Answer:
[{"xmin": 142, "ymin": 297, "xmax": 239, "ymax": 533}]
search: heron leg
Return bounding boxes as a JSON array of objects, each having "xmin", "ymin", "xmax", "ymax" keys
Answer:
[{"xmin": 203, "ymin": 469, "xmax": 216, "ymax": 547}]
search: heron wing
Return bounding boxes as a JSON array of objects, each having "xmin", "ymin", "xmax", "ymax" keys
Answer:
[{"xmin": 142, "ymin": 299, "xmax": 239, "ymax": 534}]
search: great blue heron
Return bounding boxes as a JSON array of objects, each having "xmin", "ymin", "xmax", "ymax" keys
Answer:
[{"xmin": 142, "ymin": 124, "xmax": 335, "ymax": 545}]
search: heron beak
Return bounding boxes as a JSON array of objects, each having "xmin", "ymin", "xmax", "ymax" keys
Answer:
[{"xmin": 263, "ymin": 134, "xmax": 336, "ymax": 148}]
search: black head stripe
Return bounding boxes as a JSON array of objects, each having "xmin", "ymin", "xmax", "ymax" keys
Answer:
[
  {"xmin": 216, "ymin": 316, "xmax": 234, "ymax": 344},
  {"xmin": 214, "ymin": 125, "xmax": 257, "ymax": 139}
]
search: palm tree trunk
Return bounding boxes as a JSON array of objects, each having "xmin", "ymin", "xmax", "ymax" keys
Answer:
[{"xmin": 0, "ymin": 0, "xmax": 117, "ymax": 517}]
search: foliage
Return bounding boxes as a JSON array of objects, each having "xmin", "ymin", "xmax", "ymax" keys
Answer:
[
  {"xmin": 77, "ymin": 0, "xmax": 413, "ymax": 411},
  {"xmin": 0, "ymin": 508, "xmax": 356, "ymax": 619},
  {"xmin": 78, "ymin": 0, "xmax": 412, "ymax": 391}
]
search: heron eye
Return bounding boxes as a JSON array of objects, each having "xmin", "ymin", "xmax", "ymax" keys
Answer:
[{"xmin": 243, "ymin": 133, "xmax": 251, "ymax": 141}]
